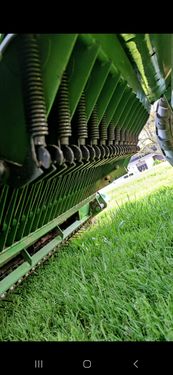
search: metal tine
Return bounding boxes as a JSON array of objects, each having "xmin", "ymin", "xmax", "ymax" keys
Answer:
[
  {"xmin": 6, "ymin": 185, "xmax": 28, "ymax": 246},
  {"xmin": 0, "ymin": 185, "xmax": 9, "ymax": 224},
  {"xmin": 0, "ymin": 189, "xmax": 19, "ymax": 250},
  {"xmin": 16, "ymin": 182, "xmax": 40, "ymax": 240},
  {"xmin": 32, "ymin": 178, "xmax": 52, "ymax": 232},
  {"xmin": 40, "ymin": 178, "xmax": 58, "ymax": 227}
]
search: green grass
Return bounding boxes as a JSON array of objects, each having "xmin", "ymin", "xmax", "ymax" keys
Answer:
[
  {"xmin": 1, "ymin": 161, "xmax": 173, "ymax": 341},
  {"xmin": 107, "ymin": 161, "xmax": 173, "ymax": 206}
]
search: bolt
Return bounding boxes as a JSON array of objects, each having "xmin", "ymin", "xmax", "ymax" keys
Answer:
[{"xmin": 37, "ymin": 146, "xmax": 51, "ymax": 169}]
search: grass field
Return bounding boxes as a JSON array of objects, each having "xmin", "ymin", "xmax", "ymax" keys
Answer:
[{"xmin": 1, "ymin": 161, "xmax": 173, "ymax": 341}]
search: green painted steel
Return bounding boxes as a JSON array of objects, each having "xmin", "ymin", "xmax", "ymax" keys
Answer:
[
  {"xmin": 91, "ymin": 34, "xmax": 150, "ymax": 109},
  {"xmin": 85, "ymin": 60, "xmax": 111, "ymax": 120},
  {"xmin": 0, "ymin": 194, "xmax": 98, "ymax": 268},
  {"xmin": 0, "ymin": 215, "xmax": 90, "ymax": 295},
  {"xmin": 38, "ymin": 34, "xmax": 78, "ymax": 114},
  {"xmin": 0, "ymin": 194, "xmax": 106, "ymax": 297},
  {"xmin": 67, "ymin": 37, "xmax": 99, "ymax": 118},
  {"xmin": 120, "ymin": 34, "xmax": 171, "ymax": 104},
  {"xmin": 104, "ymin": 80, "xmax": 127, "ymax": 124},
  {"xmin": 96, "ymin": 72, "xmax": 120, "ymax": 123},
  {"xmin": 0, "ymin": 35, "xmax": 78, "ymax": 165},
  {"xmin": 0, "ymin": 34, "xmax": 172, "ymax": 293},
  {"xmin": 0, "ymin": 192, "xmax": 107, "ymax": 295}
]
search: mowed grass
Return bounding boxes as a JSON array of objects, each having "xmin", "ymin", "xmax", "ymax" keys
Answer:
[
  {"xmin": 1, "ymin": 162, "xmax": 173, "ymax": 340},
  {"xmin": 106, "ymin": 160, "xmax": 173, "ymax": 206}
]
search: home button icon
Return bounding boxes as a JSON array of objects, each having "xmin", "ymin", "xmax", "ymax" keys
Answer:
[{"xmin": 83, "ymin": 360, "xmax": 92, "ymax": 368}]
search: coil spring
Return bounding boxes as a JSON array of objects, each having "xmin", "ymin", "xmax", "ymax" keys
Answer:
[
  {"xmin": 133, "ymin": 134, "xmax": 137, "ymax": 145},
  {"xmin": 88, "ymin": 107, "xmax": 99, "ymax": 140},
  {"xmin": 56, "ymin": 72, "xmax": 72, "ymax": 139},
  {"xmin": 75, "ymin": 93, "xmax": 88, "ymax": 139},
  {"xmin": 129, "ymin": 132, "xmax": 132, "ymax": 143},
  {"xmin": 135, "ymin": 135, "xmax": 138, "ymax": 144},
  {"xmin": 120, "ymin": 129, "xmax": 125, "ymax": 142},
  {"xmin": 115, "ymin": 127, "xmax": 121, "ymax": 142},
  {"xmin": 107, "ymin": 122, "xmax": 115, "ymax": 141},
  {"xmin": 99, "ymin": 114, "xmax": 107, "ymax": 140},
  {"xmin": 125, "ymin": 130, "xmax": 128, "ymax": 142},
  {"xmin": 126, "ymin": 130, "xmax": 131, "ymax": 144},
  {"xmin": 20, "ymin": 34, "xmax": 48, "ymax": 143}
]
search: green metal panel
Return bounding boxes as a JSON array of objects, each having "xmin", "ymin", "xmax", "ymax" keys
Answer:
[
  {"xmin": 0, "ymin": 49, "xmax": 28, "ymax": 164},
  {"xmin": 120, "ymin": 34, "xmax": 167, "ymax": 103},
  {"xmin": 0, "ymin": 193, "xmax": 96, "ymax": 267},
  {"xmin": 150, "ymin": 34, "xmax": 171, "ymax": 82},
  {"xmin": 114, "ymin": 90, "xmax": 135, "ymax": 130},
  {"xmin": 150, "ymin": 34, "xmax": 172, "ymax": 108},
  {"xmin": 130, "ymin": 108, "xmax": 143, "ymax": 135},
  {"xmin": 135, "ymin": 112, "xmax": 149, "ymax": 135},
  {"xmin": 0, "ymin": 215, "xmax": 90, "ymax": 295},
  {"xmin": 96, "ymin": 72, "xmax": 120, "ymax": 123},
  {"xmin": 111, "ymin": 86, "xmax": 132, "ymax": 123},
  {"xmin": 91, "ymin": 33, "xmax": 150, "ymax": 109},
  {"xmin": 85, "ymin": 59, "xmax": 111, "ymax": 120},
  {"xmin": 0, "ymin": 34, "xmax": 78, "ymax": 164},
  {"xmin": 79, "ymin": 203, "xmax": 90, "ymax": 220},
  {"xmin": 38, "ymin": 34, "xmax": 78, "ymax": 114},
  {"xmin": 120, "ymin": 95, "xmax": 138, "ymax": 130},
  {"xmin": 66, "ymin": 37, "xmax": 99, "ymax": 118},
  {"xmin": 134, "ymin": 110, "xmax": 148, "ymax": 135},
  {"xmin": 127, "ymin": 101, "xmax": 142, "ymax": 132},
  {"xmin": 104, "ymin": 80, "xmax": 126, "ymax": 124}
]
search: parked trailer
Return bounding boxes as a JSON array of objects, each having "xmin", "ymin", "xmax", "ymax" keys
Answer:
[{"xmin": 0, "ymin": 33, "xmax": 172, "ymax": 296}]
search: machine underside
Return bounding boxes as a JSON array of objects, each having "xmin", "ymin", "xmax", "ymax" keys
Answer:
[{"xmin": 0, "ymin": 33, "xmax": 172, "ymax": 296}]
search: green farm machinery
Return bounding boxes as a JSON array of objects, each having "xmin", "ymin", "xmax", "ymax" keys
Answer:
[{"xmin": 0, "ymin": 34, "xmax": 172, "ymax": 296}]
